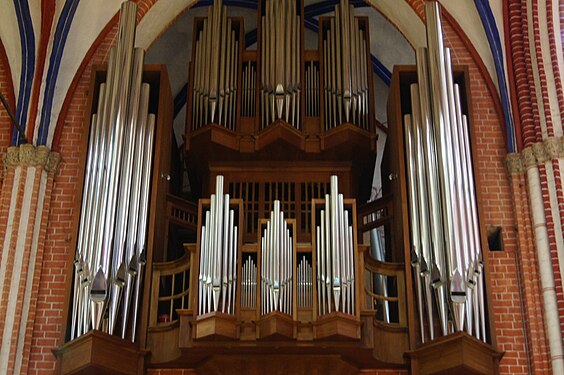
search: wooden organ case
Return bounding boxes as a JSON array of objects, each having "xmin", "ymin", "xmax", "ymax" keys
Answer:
[
  {"xmin": 54, "ymin": 2, "xmax": 505, "ymax": 375},
  {"xmin": 144, "ymin": 0, "xmax": 415, "ymax": 373}
]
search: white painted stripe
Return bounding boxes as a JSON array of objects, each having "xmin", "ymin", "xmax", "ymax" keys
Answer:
[
  {"xmin": 0, "ymin": 167, "xmax": 35, "ymax": 375},
  {"xmin": 527, "ymin": 164, "xmax": 564, "ymax": 375},
  {"xmin": 0, "ymin": 166, "xmax": 22, "ymax": 321},
  {"xmin": 538, "ymin": 0, "xmax": 562, "ymax": 137},
  {"xmin": 14, "ymin": 169, "xmax": 46, "ymax": 375}
]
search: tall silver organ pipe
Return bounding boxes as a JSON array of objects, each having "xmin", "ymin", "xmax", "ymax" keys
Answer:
[
  {"xmin": 70, "ymin": 1, "xmax": 155, "ymax": 342},
  {"xmin": 316, "ymin": 176, "xmax": 355, "ymax": 316},
  {"xmin": 198, "ymin": 175, "xmax": 239, "ymax": 315},
  {"xmin": 260, "ymin": 0, "xmax": 301, "ymax": 129},
  {"xmin": 260, "ymin": 200, "xmax": 293, "ymax": 315},
  {"xmin": 403, "ymin": 1, "xmax": 487, "ymax": 342},
  {"xmin": 191, "ymin": 0, "xmax": 239, "ymax": 131},
  {"xmin": 322, "ymin": 0, "xmax": 368, "ymax": 130}
]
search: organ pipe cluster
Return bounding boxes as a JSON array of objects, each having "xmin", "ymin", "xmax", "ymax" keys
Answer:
[
  {"xmin": 322, "ymin": 0, "xmax": 369, "ymax": 130},
  {"xmin": 316, "ymin": 176, "xmax": 355, "ymax": 316},
  {"xmin": 198, "ymin": 175, "xmax": 239, "ymax": 315},
  {"xmin": 260, "ymin": 201, "xmax": 293, "ymax": 315},
  {"xmin": 241, "ymin": 256, "xmax": 257, "ymax": 309},
  {"xmin": 191, "ymin": 0, "xmax": 239, "ymax": 130},
  {"xmin": 241, "ymin": 62, "xmax": 257, "ymax": 117},
  {"xmin": 404, "ymin": 2, "xmax": 486, "ymax": 343},
  {"xmin": 305, "ymin": 62, "xmax": 320, "ymax": 117},
  {"xmin": 71, "ymin": 1, "xmax": 154, "ymax": 342},
  {"xmin": 260, "ymin": 0, "xmax": 301, "ymax": 129},
  {"xmin": 297, "ymin": 256, "xmax": 313, "ymax": 309}
]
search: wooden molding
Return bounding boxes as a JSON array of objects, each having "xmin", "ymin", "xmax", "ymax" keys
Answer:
[
  {"xmin": 405, "ymin": 332, "xmax": 504, "ymax": 375},
  {"xmin": 54, "ymin": 330, "xmax": 148, "ymax": 375}
]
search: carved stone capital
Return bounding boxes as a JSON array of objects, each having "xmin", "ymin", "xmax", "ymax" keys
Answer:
[
  {"xmin": 45, "ymin": 151, "xmax": 61, "ymax": 173},
  {"xmin": 3, "ymin": 144, "xmax": 61, "ymax": 173},
  {"xmin": 521, "ymin": 147, "xmax": 537, "ymax": 168},
  {"xmin": 544, "ymin": 137, "xmax": 560, "ymax": 159},
  {"xmin": 505, "ymin": 153, "xmax": 524, "ymax": 174},
  {"xmin": 4, "ymin": 146, "xmax": 20, "ymax": 168},
  {"xmin": 20, "ymin": 144, "xmax": 39, "ymax": 166},
  {"xmin": 532, "ymin": 142, "xmax": 549, "ymax": 163}
]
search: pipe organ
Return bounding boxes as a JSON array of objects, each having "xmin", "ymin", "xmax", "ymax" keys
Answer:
[
  {"xmin": 192, "ymin": 175, "xmax": 359, "ymax": 341},
  {"xmin": 241, "ymin": 256, "xmax": 257, "ymax": 309},
  {"xmin": 403, "ymin": 2, "xmax": 487, "ymax": 343},
  {"xmin": 321, "ymin": 0, "xmax": 369, "ymax": 129},
  {"xmin": 185, "ymin": 0, "xmax": 376, "ymax": 160},
  {"xmin": 260, "ymin": 0, "xmax": 301, "ymax": 128},
  {"xmin": 58, "ymin": 1, "xmax": 503, "ymax": 374},
  {"xmin": 259, "ymin": 200, "xmax": 294, "ymax": 315},
  {"xmin": 191, "ymin": 0, "xmax": 239, "ymax": 130},
  {"xmin": 316, "ymin": 176, "xmax": 355, "ymax": 316},
  {"xmin": 197, "ymin": 176, "xmax": 239, "ymax": 315},
  {"xmin": 69, "ymin": 2, "xmax": 158, "ymax": 342}
]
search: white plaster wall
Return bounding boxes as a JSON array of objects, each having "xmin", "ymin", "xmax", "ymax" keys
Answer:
[
  {"xmin": 0, "ymin": 0, "xmax": 23, "ymax": 103},
  {"xmin": 440, "ymin": 0, "xmax": 498, "ymax": 92},
  {"xmin": 43, "ymin": 1, "xmax": 122, "ymax": 145}
]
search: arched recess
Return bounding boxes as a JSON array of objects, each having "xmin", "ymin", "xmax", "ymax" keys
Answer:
[{"xmin": 53, "ymin": 0, "xmax": 507, "ymax": 152}]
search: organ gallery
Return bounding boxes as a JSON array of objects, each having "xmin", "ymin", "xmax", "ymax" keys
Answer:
[{"xmin": 52, "ymin": 0, "xmax": 505, "ymax": 374}]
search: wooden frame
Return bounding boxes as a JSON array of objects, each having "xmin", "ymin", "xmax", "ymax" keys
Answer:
[
  {"xmin": 57, "ymin": 64, "xmax": 173, "ymax": 373},
  {"xmin": 255, "ymin": 218, "xmax": 298, "ymax": 339},
  {"xmin": 191, "ymin": 197, "xmax": 244, "ymax": 340},
  {"xmin": 384, "ymin": 65, "xmax": 498, "ymax": 350},
  {"xmin": 310, "ymin": 198, "xmax": 362, "ymax": 340}
]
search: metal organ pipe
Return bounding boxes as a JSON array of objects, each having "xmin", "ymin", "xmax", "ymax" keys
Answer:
[
  {"xmin": 403, "ymin": 2, "xmax": 488, "ymax": 342},
  {"xmin": 191, "ymin": 0, "xmax": 239, "ymax": 130},
  {"xmin": 260, "ymin": 200, "xmax": 293, "ymax": 315},
  {"xmin": 322, "ymin": 0, "xmax": 368, "ymax": 130},
  {"xmin": 70, "ymin": 1, "xmax": 156, "ymax": 342},
  {"xmin": 297, "ymin": 257, "xmax": 312, "ymax": 309},
  {"xmin": 260, "ymin": 0, "xmax": 301, "ymax": 129},
  {"xmin": 316, "ymin": 176, "xmax": 355, "ymax": 316},
  {"xmin": 241, "ymin": 256, "xmax": 257, "ymax": 310},
  {"xmin": 198, "ymin": 176, "xmax": 239, "ymax": 316}
]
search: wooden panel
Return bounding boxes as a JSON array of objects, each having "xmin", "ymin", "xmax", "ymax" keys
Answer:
[
  {"xmin": 54, "ymin": 331, "xmax": 148, "ymax": 375},
  {"xmin": 59, "ymin": 64, "xmax": 173, "ymax": 357},
  {"xmin": 406, "ymin": 332, "xmax": 503, "ymax": 375}
]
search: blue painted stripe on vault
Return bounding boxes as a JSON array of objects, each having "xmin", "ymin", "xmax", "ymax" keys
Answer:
[
  {"xmin": 37, "ymin": 0, "xmax": 80, "ymax": 145},
  {"xmin": 12, "ymin": 0, "xmax": 35, "ymax": 145},
  {"xmin": 474, "ymin": 0, "xmax": 515, "ymax": 152}
]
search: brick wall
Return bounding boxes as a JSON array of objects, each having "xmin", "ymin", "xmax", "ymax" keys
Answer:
[
  {"xmin": 25, "ymin": 18, "xmax": 120, "ymax": 374},
  {"xmin": 403, "ymin": 2, "xmax": 537, "ymax": 374},
  {"xmin": 0, "ymin": 40, "xmax": 14, "ymax": 175}
]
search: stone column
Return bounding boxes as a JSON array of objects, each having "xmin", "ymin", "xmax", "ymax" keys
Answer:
[{"xmin": 0, "ymin": 144, "xmax": 60, "ymax": 375}]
